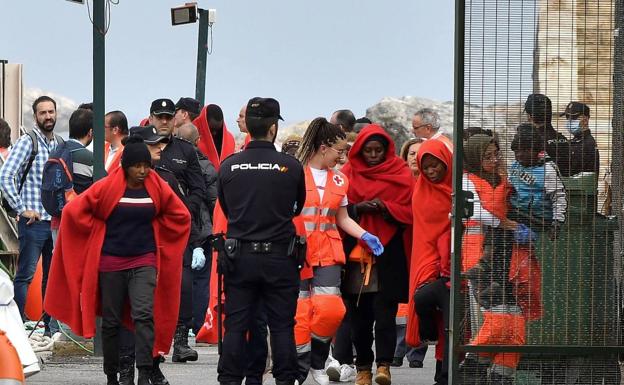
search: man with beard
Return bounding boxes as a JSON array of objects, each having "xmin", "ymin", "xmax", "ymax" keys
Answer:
[{"xmin": 0, "ymin": 96, "xmax": 64, "ymax": 336}]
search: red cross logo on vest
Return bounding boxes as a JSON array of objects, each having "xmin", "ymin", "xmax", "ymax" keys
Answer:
[{"xmin": 333, "ymin": 174, "xmax": 344, "ymax": 187}]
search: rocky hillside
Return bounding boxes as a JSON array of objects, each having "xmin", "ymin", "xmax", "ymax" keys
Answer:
[{"xmin": 279, "ymin": 96, "xmax": 528, "ymax": 155}]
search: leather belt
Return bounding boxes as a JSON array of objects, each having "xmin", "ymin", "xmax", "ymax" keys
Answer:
[{"xmin": 240, "ymin": 241, "xmax": 289, "ymax": 254}]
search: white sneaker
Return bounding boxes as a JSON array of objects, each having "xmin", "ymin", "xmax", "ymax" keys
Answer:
[
  {"xmin": 339, "ymin": 364, "xmax": 357, "ymax": 382},
  {"xmin": 311, "ymin": 368, "xmax": 330, "ymax": 385},
  {"xmin": 325, "ymin": 356, "xmax": 341, "ymax": 382}
]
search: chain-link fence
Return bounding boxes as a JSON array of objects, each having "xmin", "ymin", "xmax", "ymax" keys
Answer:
[{"xmin": 450, "ymin": 0, "xmax": 624, "ymax": 383}]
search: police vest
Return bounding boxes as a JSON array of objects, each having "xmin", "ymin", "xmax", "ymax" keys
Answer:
[{"xmin": 300, "ymin": 166, "xmax": 348, "ymax": 266}]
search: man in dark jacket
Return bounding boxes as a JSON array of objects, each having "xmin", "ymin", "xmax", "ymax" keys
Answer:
[
  {"xmin": 524, "ymin": 93, "xmax": 571, "ymax": 175},
  {"xmin": 177, "ymin": 122, "xmax": 218, "ymax": 334},
  {"xmin": 559, "ymin": 101, "xmax": 599, "ymax": 176},
  {"xmin": 149, "ymin": 99, "xmax": 207, "ymax": 367}
]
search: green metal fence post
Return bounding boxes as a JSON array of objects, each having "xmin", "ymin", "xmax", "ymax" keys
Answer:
[
  {"xmin": 448, "ymin": 1, "xmax": 466, "ymax": 384},
  {"xmin": 92, "ymin": 0, "xmax": 106, "ymax": 356},
  {"xmin": 195, "ymin": 8, "xmax": 208, "ymax": 106}
]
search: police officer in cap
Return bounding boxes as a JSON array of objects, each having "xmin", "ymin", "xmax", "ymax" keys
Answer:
[
  {"xmin": 217, "ymin": 97, "xmax": 305, "ymax": 385},
  {"xmin": 559, "ymin": 101, "xmax": 599, "ymax": 176},
  {"xmin": 149, "ymin": 99, "xmax": 207, "ymax": 364},
  {"xmin": 523, "ymin": 93, "xmax": 572, "ymax": 175}
]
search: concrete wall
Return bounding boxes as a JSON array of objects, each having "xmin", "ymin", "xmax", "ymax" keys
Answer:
[{"xmin": 536, "ymin": 0, "xmax": 615, "ymax": 212}]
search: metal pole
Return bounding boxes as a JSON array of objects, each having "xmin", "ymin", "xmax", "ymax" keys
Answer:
[
  {"xmin": 448, "ymin": 0, "xmax": 466, "ymax": 384},
  {"xmin": 195, "ymin": 8, "xmax": 208, "ymax": 105},
  {"xmin": 92, "ymin": 0, "xmax": 106, "ymax": 356},
  {"xmin": 92, "ymin": 0, "xmax": 106, "ymax": 181}
]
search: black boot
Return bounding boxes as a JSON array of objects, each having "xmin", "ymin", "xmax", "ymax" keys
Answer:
[
  {"xmin": 171, "ymin": 324, "xmax": 198, "ymax": 363},
  {"xmin": 137, "ymin": 367, "xmax": 151, "ymax": 385},
  {"xmin": 275, "ymin": 381, "xmax": 295, "ymax": 385},
  {"xmin": 150, "ymin": 357, "xmax": 170, "ymax": 385},
  {"xmin": 106, "ymin": 373, "xmax": 120, "ymax": 385},
  {"xmin": 118, "ymin": 355, "xmax": 135, "ymax": 385}
]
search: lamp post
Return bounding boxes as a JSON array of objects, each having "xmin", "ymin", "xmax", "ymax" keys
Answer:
[{"xmin": 171, "ymin": 3, "xmax": 215, "ymax": 105}]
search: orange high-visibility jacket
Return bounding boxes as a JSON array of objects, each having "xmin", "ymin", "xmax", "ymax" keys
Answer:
[
  {"xmin": 470, "ymin": 306, "xmax": 526, "ymax": 371},
  {"xmin": 462, "ymin": 173, "xmax": 510, "ymax": 272},
  {"xmin": 300, "ymin": 166, "xmax": 349, "ymax": 267}
]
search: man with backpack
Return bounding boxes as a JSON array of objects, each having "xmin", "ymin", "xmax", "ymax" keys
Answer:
[
  {"xmin": 45, "ymin": 107, "xmax": 94, "ymax": 240},
  {"xmin": 0, "ymin": 96, "xmax": 64, "ymax": 336}
]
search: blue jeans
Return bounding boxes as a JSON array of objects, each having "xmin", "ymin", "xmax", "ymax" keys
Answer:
[{"xmin": 14, "ymin": 217, "xmax": 54, "ymax": 331}]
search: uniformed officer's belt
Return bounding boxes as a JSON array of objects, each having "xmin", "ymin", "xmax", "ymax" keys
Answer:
[{"xmin": 240, "ymin": 241, "xmax": 289, "ymax": 254}]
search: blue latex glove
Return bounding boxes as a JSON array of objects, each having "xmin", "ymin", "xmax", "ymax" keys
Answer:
[
  {"xmin": 513, "ymin": 224, "xmax": 537, "ymax": 245},
  {"xmin": 361, "ymin": 232, "xmax": 384, "ymax": 256},
  {"xmin": 191, "ymin": 247, "xmax": 206, "ymax": 270}
]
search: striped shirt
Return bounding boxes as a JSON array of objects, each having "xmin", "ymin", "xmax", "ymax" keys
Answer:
[
  {"xmin": 0, "ymin": 127, "xmax": 61, "ymax": 220},
  {"xmin": 102, "ymin": 188, "xmax": 156, "ymax": 257}
]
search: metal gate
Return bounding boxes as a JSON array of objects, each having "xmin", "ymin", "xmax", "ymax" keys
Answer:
[{"xmin": 449, "ymin": 0, "xmax": 624, "ymax": 383}]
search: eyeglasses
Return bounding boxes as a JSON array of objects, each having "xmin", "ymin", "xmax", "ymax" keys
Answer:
[
  {"xmin": 412, "ymin": 124, "xmax": 431, "ymax": 131},
  {"xmin": 328, "ymin": 146, "xmax": 348, "ymax": 156},
  {"xmin": 483, "ymin": 151, "xmax": 501, "ymax": 162}
]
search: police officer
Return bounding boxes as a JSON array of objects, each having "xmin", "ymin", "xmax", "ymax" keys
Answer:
[
  {"xmin": 149, "ymin": 99, "xmax": 207, "ymax": 365},
  {"xmin": 217, "ymin": 97, "xmax": 305, "ymax": 385},
  {"xmin": 523, "ymin": 93, "xmax": 571, "ymax": 175},
  {"xmin": 559, "ymin": 101, "xmax": 599, "ymax": 176}
]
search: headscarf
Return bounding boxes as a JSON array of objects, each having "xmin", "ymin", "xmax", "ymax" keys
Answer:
[
  {"xmin": 464, "ymin": 134, "xmax": 500, "ymax": 187},
  {"xmin": 341, "ymin": 124, "xmax": 414, "ymax": 245}
]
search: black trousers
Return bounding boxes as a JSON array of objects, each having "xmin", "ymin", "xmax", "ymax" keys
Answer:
[
  {"xmin": 217, "ymin": 250, "xmax": 299, "ymax": 383},
  {"xmin": 414, "ymin": 278, "xmax": 450, "ymax": 385},
  {"xmin": 192, "ymin": 242, "xmax": 213, "ymax": 334},
  {"xmin": 178, "ymin": 246, "xmax": 193, "ymax": 329},
  {"xmin": 332, "ymin": 302, "xmax": 354, "ymax": 365},
  {"xmin": 346, "ymin": 293, "xmax": 398, "ymax": 368},
  {"xmin": 244, "ymin": 303, "xmax": 269, "ymax": 385},
  {"xmin": 99, "ymin": 266, "xmax": 157, "ymax": 374},
  {"xmin": 119, "ymin": 247, "xmax": 192, "ymax": 359}
]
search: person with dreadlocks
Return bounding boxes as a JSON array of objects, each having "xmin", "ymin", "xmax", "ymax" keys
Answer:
[{"xmin": 293, "ymin": 117, "xmax": 384, "ymax": 385}]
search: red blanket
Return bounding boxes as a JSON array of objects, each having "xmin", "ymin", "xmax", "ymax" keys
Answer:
[
  {"xmin": 44, "ymin": 167, "xmax": 191, "ymax": 356},
  {"xmin": 406, "ymin": 139, "xmax": 453, "ymax": 359},
  {"xmin": 193, "ymin": 105, "xmax": 236, "ymax": 170},
  {"xmin": 341, "ymin": 124, "xmax": 414, "ymax": 246}
]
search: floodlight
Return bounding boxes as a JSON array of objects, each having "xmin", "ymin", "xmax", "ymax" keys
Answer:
[{"xmin": 171, "ymin": 3, "xmax": 198, "ymax": 26}]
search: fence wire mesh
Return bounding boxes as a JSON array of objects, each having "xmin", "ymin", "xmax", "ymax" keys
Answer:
[{"xmin": 454, "ymin": 0, "xmax": 624, "ymax": 383}]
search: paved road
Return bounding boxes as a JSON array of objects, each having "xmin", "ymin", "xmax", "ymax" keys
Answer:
[{"xmin": 28, "ymin": 341, "xmax": 438, "ymax": 385}]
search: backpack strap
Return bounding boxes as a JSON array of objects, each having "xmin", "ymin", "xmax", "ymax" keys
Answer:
[{"xmin": 18, "ymin": 130, "xmax": 39, "ymax": 194}]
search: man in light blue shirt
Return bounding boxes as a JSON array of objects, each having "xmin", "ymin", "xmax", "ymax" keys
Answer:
[{"xmin": 0, "ymin": 95, "xmax": 62, "ymax": 336}]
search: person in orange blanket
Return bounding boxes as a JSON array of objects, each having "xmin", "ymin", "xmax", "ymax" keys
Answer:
[
  {"xmin": 392, "ymin": 138, "xmax": 427, "ymax": 370},
  {"xmin": 44, "ymin": 137, "xmax": 191, "ymax": 385},
  {"xmin": 293, "ymin": 118, "xmax": 384, "ymax": 385},
  {"xmin": 406, "ymin": 139, "xmax": 453, "ymax": 385},
  {"xmin": 193, "ymin": 104, "xmax": 236, "ymax": 170},
  {"xmin": 340, "ymin": 124, "xmax": 414, "ymax": 385}
]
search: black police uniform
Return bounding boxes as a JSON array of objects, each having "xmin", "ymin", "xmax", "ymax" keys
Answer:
[
  {"xmin": 568, "ymin": 129, "xmax": 599, "ymax": 176},
  {"xmin": 157, "ymin": 136, "xmax": 206, "ymax": 353},
  {"xmin": 216, "ymin": 140, "xmax": 305, "ymax": 384}
]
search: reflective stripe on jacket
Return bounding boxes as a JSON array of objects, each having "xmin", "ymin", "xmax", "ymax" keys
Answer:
[{"xmin": 300, "ymin": 166, "xmax": 348, "ymax": 266}]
